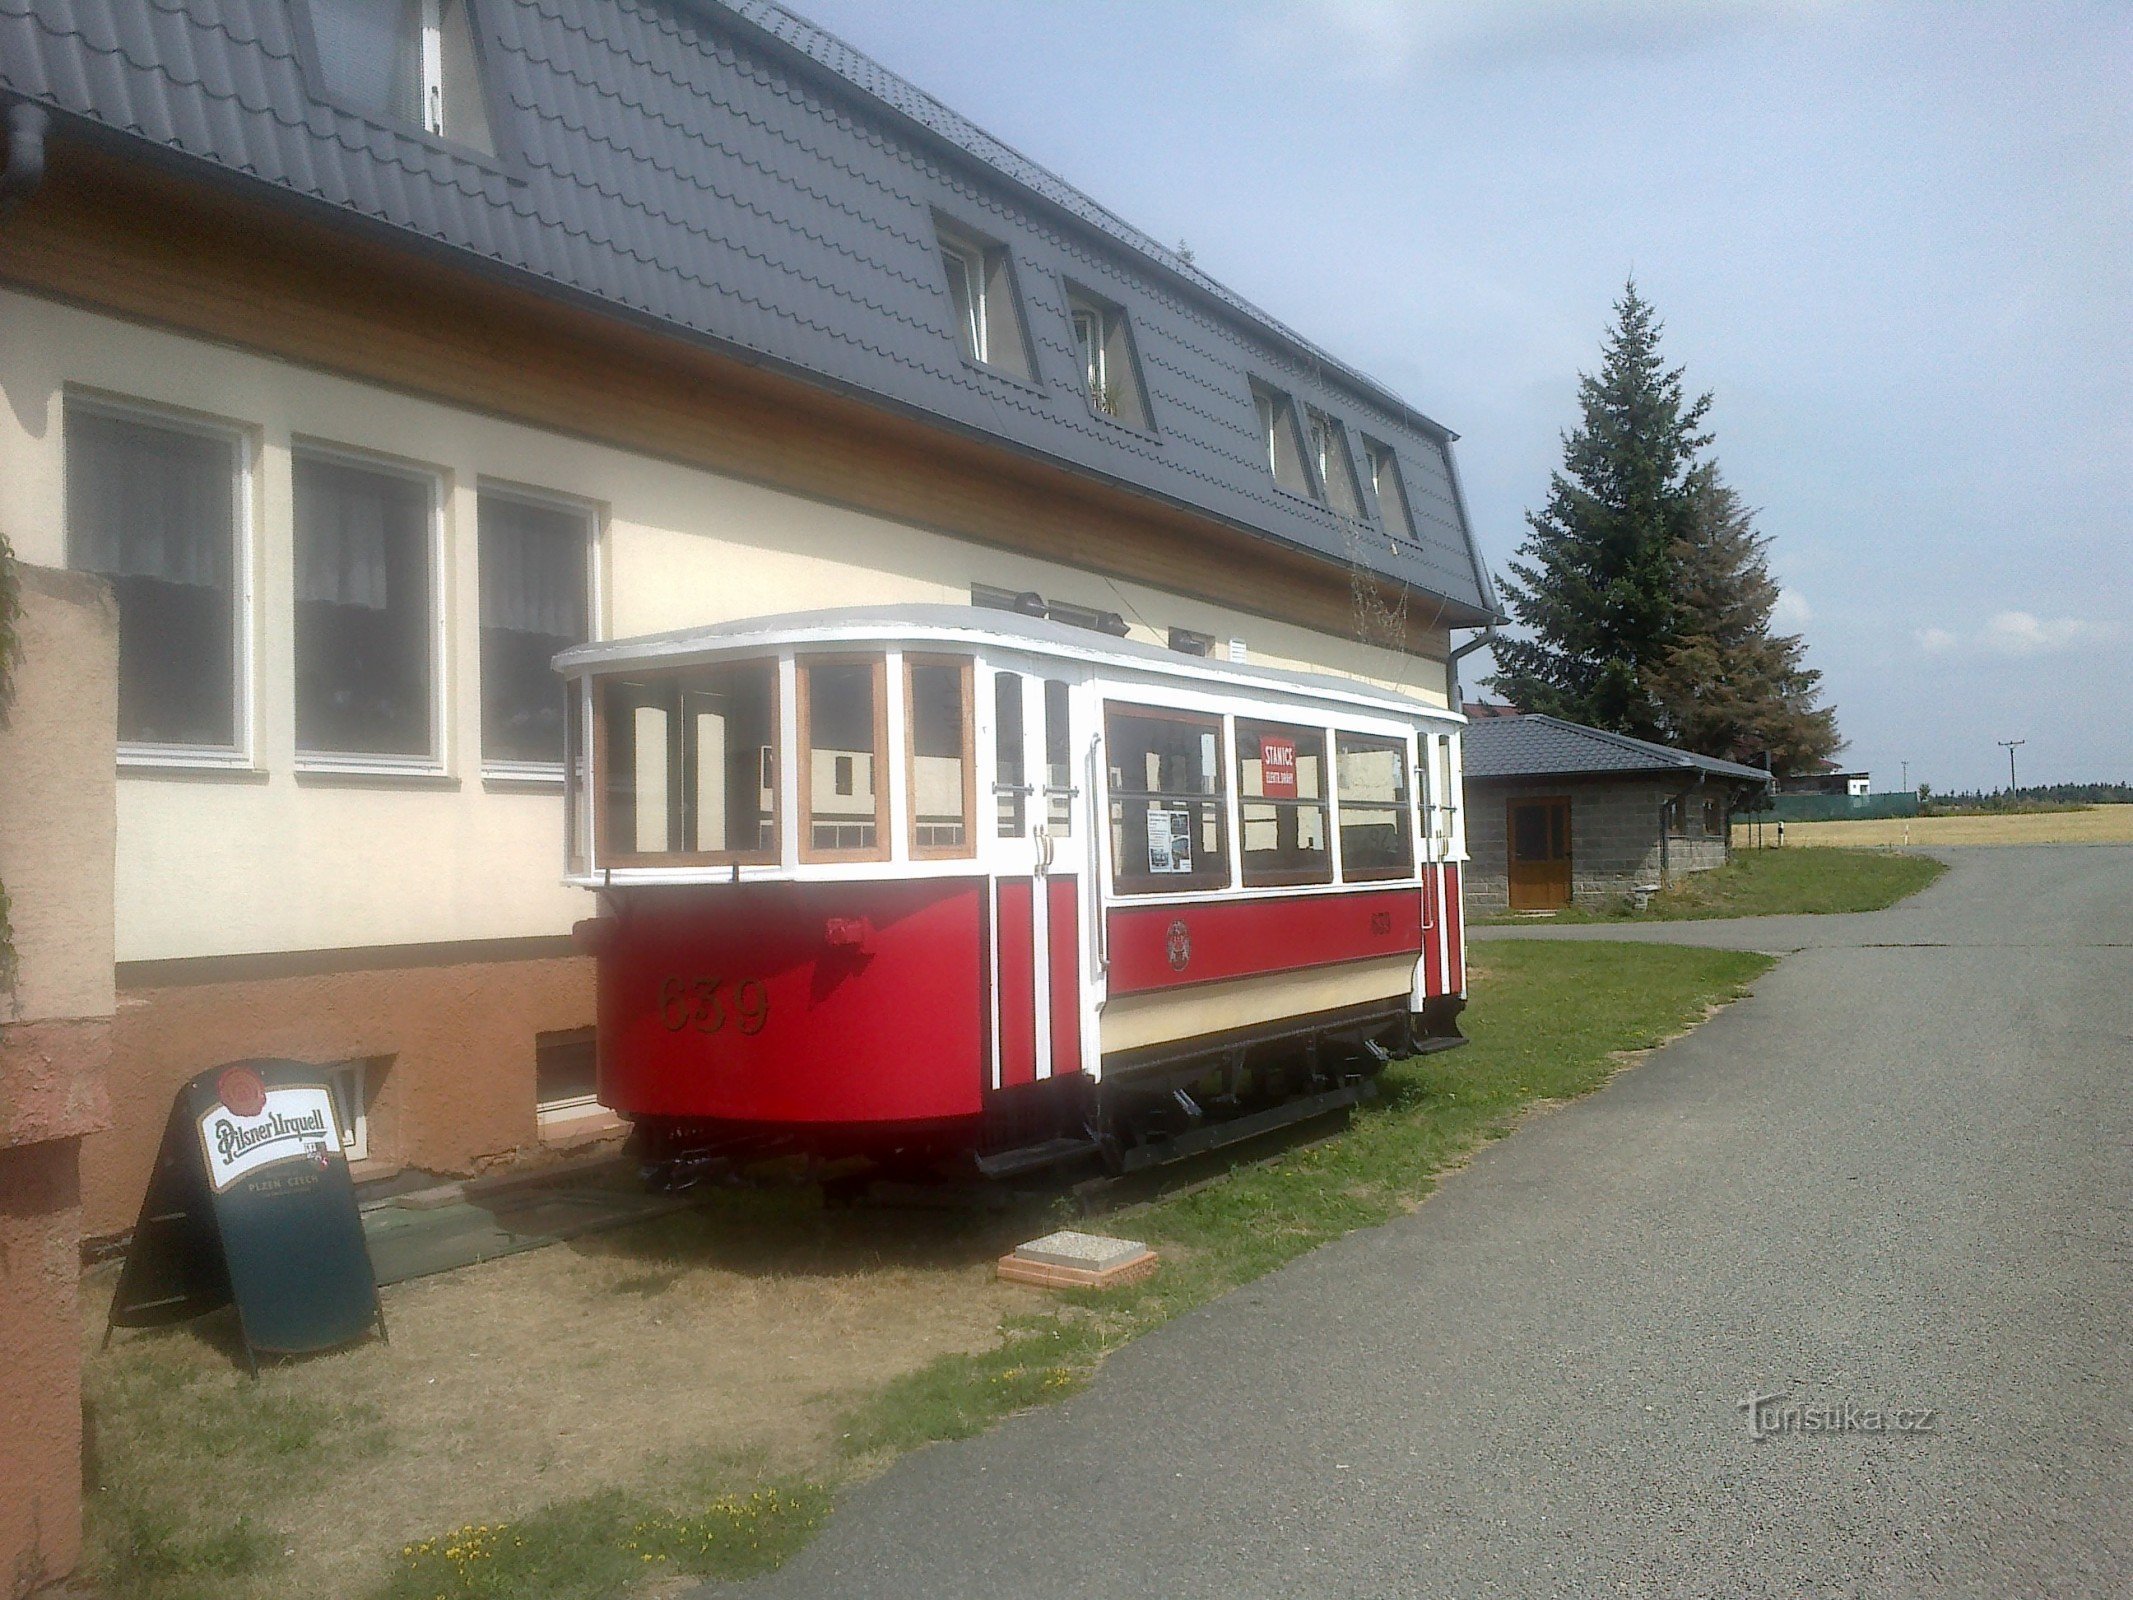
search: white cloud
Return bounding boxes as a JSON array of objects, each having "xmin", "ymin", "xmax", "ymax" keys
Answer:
[
  {"xmin": 1772, "ymin": 588, "xmax": 1813, "ymax": 629},
  {"xmin": 1916, "ymin": 612, "xmax": 2115, "ymax": 659}
]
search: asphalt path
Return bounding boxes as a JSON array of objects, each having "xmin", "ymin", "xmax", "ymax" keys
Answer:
[{"xmin": 727, "ymin": 846, "xmax": 2132, "ymax": 1598}]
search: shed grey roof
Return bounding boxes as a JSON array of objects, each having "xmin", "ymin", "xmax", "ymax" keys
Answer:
[
  {"xmin": 0, "ymin": 0, "xmax": 1498, "ymax": 623},
  {"xmin": 1462, "ymin": 715, "xmax": 1773, "ymax": 786}
]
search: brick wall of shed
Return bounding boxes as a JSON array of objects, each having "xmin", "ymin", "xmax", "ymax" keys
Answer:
[{"xmin": 1464, "ymin": 779, "xmax": 1731, "ymax": 913}]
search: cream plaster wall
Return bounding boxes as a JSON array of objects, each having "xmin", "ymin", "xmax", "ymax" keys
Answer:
[{"xmin": 0, "ymin": 290, "xmax": 1450, "ymax": 964}]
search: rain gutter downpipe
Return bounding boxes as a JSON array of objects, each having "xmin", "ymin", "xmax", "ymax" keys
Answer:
[
  {"xmin": 0, "ymin": 100, "xmax": 50, "ymax": 221},
  {"xmin": 1446, "ymin": 623, "xmax": 1500, "ymax": 712}
]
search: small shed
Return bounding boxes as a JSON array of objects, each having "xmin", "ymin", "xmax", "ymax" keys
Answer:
[{"xmin": 1461, "ymin": 715, "xmax": 1772, "ymax": 913}]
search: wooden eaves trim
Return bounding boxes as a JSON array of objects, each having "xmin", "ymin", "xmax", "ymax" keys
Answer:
[{"xmin": 0, "ymin": 138, "xmax": 1459, "ymax": 661}]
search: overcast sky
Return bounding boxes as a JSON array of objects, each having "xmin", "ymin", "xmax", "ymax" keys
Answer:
[{"xmin": 794, "ymin": 0, "xmax": 2130, "ymax": 791}]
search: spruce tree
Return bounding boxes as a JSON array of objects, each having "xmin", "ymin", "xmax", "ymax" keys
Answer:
[
  {"xmin": 1489, "ymin": 281, "xmax": 1710, "ymax": 739},
  {"xmin": 1644, "ymin": 465, "xmax": 1841, "ymax": 774}
]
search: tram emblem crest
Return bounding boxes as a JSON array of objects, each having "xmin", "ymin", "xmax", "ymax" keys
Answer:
[{"xmin": 1166, "ymin": 920, "xmax": 1192, "ymax": 971}]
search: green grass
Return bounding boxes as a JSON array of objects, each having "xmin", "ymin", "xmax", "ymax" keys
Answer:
[
  {"xmin": 376, "ymin": 1480, "xmax": 831, "ymax": 1600},
  {"xmin": 1475, "ymin": 845, "xmax": 1945, "ymax": 925},
  {"xmin": 84, "ymin": 1328, "xmax": 392, "ymax": 1599},
  {"xmin": 837, "ymin": 940, "xmax": 1774, "ymax": 1464}
]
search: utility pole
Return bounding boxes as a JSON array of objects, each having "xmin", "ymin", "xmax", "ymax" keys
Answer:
[{"xmin": 1998, "ymin": 739, "xmax": 2025, "ymax": 795}]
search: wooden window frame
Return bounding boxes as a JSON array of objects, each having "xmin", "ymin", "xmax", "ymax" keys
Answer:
[
  {"xmin": 1105, "ymin": 701, "xmax": 1231, "ymax": 896},
  {"xmin": 798, "ymin": 653, "xmax": 890, "ymax": 864},
  {"xmin": 1236, "ymin": 718, "xmax": 1334, "ymax": 889},
  {"xmin": 905, "ymin": 653, "xmax": 978, "ymax": 861},
  {"xmin": 1333, "ymin": 730, "xmax": 1416, "ymax": 883},
  {"xmin": 591, "ymin": 658, "xmax": 782, "ymax": 869}
]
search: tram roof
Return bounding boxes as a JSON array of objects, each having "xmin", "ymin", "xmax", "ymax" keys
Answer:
[{"xmin": 556, "ymin": 605, "xmax": 1464, "ymax": 725}]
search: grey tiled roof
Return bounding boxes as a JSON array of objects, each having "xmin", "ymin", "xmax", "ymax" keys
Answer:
[
  {"xmin": 0, "ymin": 0, "xmax": 1498, "ymax": 622},
  {"xmin": 1463, "ymin": 715, "xmax": 1774, "ymax": 785}
]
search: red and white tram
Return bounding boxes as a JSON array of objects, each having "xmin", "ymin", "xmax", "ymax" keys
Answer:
[{"xmin": 556, "ymin": 606, "xmax": 1469, "ymax": 1181}]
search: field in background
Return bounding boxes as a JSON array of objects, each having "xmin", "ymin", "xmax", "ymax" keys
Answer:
[{"xmin": 1735, "ymin": 804, "xmax": 2133, "ymax": 849}]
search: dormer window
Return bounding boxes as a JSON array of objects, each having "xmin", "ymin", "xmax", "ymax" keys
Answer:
[
  {"xmin": 1064, "ymin": 285, "xmax": 1152, "ymax": 429},
  {"xmin": 306, "ymin": 0, "xmax": 494, "ymax": 153},
  {"xmin": 1305, "ymin": 406, "xmax": 1362, "ymax": 518},
  {"xmin": 1364, "ymin": 437, "xmax": 1415, "ymax": 540},
  {"xmin": 934, "ymin": 218, "xmax": 1033, "ymax": 379},
  {"xmin": 1250, "ymin": 379, "xmax": 1313, "ymax": 498}
]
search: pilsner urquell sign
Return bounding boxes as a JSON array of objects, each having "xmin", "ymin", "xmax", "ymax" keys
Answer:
[{"xmin": 108, "ymin": 1060, "xmax": 387, "ymax": 1373}]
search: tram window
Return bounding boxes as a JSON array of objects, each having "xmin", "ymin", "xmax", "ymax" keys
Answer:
[
  {"xmin": 908, "ymin": 656, "xmax": 975, "ymax": 857},
  {"xmin": 603, "ymin": 676, "xmax": 679, "ymax": 858},
  {"xmin": 801, "ymin": 657, "xmax": 886, "ymax": 859},
  {"xmin": 1237, "ymin": 720, "xmax": 1331, "ymax": 886},
  {"xmin": 1106, "ymin": 705, "xmax": 1229, "ymax": 893},
  {"xmin": 682, "ymin": 664, "xmax": 777, "ymax": 857},
  {"xmin": 1335, "ymin": 733, "xmax": 1414, "ymax": 880},
  {"xmin": 995, "ymin": 671, "xmax": 1026, "ymax": 837},
  {"xmin": 1043, "ymin": 679, "xmax": 1074, "ymax": 835},
  {"xmin": 599, "ymin": 661, "xmax": 777, "ymax": 863}
]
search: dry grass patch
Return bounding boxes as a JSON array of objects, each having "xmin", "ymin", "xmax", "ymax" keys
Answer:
[{"xmin": 1737, "ymin": 803, "xmax": 2133, "ymax": 849}]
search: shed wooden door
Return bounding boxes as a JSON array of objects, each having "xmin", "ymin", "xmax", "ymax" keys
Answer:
[{"xmin": 1507, "ymin": 797, "xmax": 1571, "ymax": 910}]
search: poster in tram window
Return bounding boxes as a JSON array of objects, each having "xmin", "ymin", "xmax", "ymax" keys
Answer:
[
  {"xmin": 1259, "ymin": 735, "xmax": 1298, "ymax": 799},
  {"xmin": 1146, "ymin": 806, "xmax": 1193, "ymax": 873}
]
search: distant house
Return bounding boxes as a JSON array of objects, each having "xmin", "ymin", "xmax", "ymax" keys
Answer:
[
  {"xmin": 1462, "ymin": 716, "xmax": 1772, "ymax": 912},
  {"xmin": 1776, "ymin": 761, "xmax": 1871, "ymax": 798}
]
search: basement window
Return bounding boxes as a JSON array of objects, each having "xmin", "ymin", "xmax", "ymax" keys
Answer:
[
  {"xmin": 305, "ymin": 0, "xmax": 495, "ymax": 153},
  {"xmin": 1363, "ymin": 437, "xmax": 1415, "ymax": 540},
  {"xmin": 934, "ymin": 217, "xmax": 1034, "ymax": 380},
  {"xmin": 1065, "ymin": 285, "xmax": 1152, "ymax": 430},
  {"xmin": 1250, "ymin": 379, "xmax": 1314, "ymax": 498},
  {"xmin": 1306, "ymin": 406, "xmax": 1363, "ymax": 518},
  {"xmin": 536, "ymin": 1029, "xmax": 600, "ymax": 1123}
]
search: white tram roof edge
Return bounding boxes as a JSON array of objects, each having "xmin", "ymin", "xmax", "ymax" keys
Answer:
[{"xmin": 556, "ymin": 605, "xmax": 1467, "ymax": 727}]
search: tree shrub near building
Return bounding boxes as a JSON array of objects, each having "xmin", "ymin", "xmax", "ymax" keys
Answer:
[{"xmin": 1491, "ymin": 282, "xmax": 1840, "ymax": 777}]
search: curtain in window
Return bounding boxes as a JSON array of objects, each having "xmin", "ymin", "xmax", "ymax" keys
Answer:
[
  {"xmin": 309, "ymin": 0, "xmax": 423, "ymax": 125},
  {"xmin": 479, "ymin": 495, "xmax": 587, "ymax": 637},
  {"xmin": 67, "ymin": 409, "xmax": 233, "ymax": 588},
  {"xmin": 295, "ymin": 456, "xmax": 416, "ymax": 610}
]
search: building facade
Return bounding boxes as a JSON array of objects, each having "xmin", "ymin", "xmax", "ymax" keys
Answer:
[{"xmin": 0, "ymin": 0, "xmax": 1497, "ymax": 1239}]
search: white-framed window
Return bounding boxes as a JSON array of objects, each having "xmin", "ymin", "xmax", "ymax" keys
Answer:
[
  {"xmin": 1364, "ymin": 437, "xmax": 1415, "ymax": 540},
  {"xmin": 536, "ymin": 1028, "xmax": 601, "ymax": 1125},
  {"xmin": 478, "ymin": 484, "xmax": 596, "ymax": 776},
  {"xmin": 1250, "ymin": 379, "xmax": 1314, "ymax": 497},
  {"xmin": 1065, "ymin": 284, "xmax": 1152, "ymax": 429},
  {"xmin": 63, "ymin": 394, "xmax": 255, "ymax": 767},
  {"xmin": 292, "ymin": 443, "xmax": 447, "ymax": 774},
  {"xmin": 1306, "ymin": 406, "xmax": 1363, "ymax": 518},
  {"xmin": 326, "ymin": 1060, "xmax": 372, "ymax": 1163},
  {"xmin": 305, "ymin": 0, "xmax": 494, "ymax": 152},
  {"xmin": 934, "ymin": 217, "xmax": 1034, "ymax": 379}
]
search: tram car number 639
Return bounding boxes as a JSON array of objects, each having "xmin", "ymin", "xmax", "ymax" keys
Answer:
[{"xmin": 557, "ymin": 605, "xmax": 1470, "ymax": 1183}]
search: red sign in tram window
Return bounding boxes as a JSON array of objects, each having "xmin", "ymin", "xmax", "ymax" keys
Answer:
[{"xmin": 1259, "ymin": 735, "xmax": 1298, "ymax": 799}]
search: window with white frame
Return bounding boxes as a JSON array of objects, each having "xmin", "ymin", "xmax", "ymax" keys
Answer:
[
  {"xmin": 934, "ymin": 217, "xmax": 1034, "ymax": 380},
  {"xmin": 64, "ymin": 398, "xmax": 249, "ymax": 757},
  {"xmin": 1363, "ymin": 437, "xmax": 1415, "ymax": 540},
  {"xmin": 478, "ymin": 488, "xmax": 593, "ymax": 770},
  {"xmin": 1065, "ymin": 284, "xmax": 1152, "ymax": 429},
  {"xmin": 293, "ymin": 448, "xmax": 441, "ymax": 765},
  {"xmin": 305, "ymin": 0, "xmax": 494, "ymax": 152},
  {"xmin": 1305, "ymin": 406, "xmax": 1363, "ymax": 518},
  {"xmin": 1250, "ymin": 379, "xmax": 1314, "ymax": 497}
]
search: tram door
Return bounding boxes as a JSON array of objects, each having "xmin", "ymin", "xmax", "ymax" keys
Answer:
[{"xmin": 989, "ymin": 671, "xmax": 1087, "ymax": 1089}]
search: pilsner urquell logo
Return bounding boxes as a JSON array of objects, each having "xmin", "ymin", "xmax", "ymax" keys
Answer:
[{"xmin": 214, "ymin": 1106, "xmax": 331, "ymax": 1163}]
